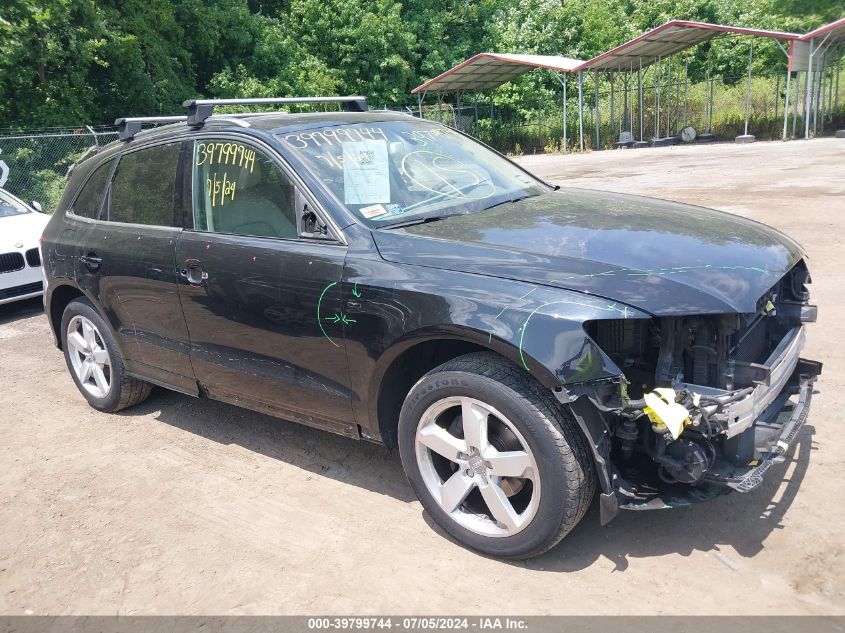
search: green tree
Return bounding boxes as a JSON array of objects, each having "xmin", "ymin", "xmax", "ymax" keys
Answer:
[
  {"xmin": 0, "ymin": 0, "xmax": 104, "ymax": 126},
  {"xmin": 0, "ymin": 0, "xmax": 840, "ymax": 127}
]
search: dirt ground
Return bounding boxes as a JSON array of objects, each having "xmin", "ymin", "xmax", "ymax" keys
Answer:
[{"xmin": 1, "ymin": 138, "xmax": 843, "ymax": 615}]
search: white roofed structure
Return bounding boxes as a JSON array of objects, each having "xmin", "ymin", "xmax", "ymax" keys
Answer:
[
  {"xmin": 412, "ymin": 53, "xmax": 584, "ymax": 95},
  {"xmin": 411, "ymin": 16, "xmax": 845, "ymax": 149}
]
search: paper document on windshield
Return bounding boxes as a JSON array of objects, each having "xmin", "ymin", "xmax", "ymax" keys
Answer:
[{"xmin": 343, "ymin": 140, "xmax": 390, "ymax": 205}]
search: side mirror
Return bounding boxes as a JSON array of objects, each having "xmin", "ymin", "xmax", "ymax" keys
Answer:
[
  {"xmin": 31, "ymin": 201, "xmax": 44, "ymax": 213},
  {"xmin": 296, "ymin": 189, "xmax": 329, "ymax": 238},
  {"xmin": 302, "ymin": 209, "xmax": 328, "ymax": 236}
]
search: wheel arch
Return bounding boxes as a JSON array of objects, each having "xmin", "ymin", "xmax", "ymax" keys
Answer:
[
  {"xmin": 370, "ymin": 325, "xmax": 561, "ymax": 449},
  {"xmin": 47, "ymin": 282, "xmax": 118, "ymax": 354}
]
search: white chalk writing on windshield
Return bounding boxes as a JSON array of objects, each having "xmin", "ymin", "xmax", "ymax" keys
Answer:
[{"xmin": 282, "ymin": 127, "xmax": 388, "ymax": 149}]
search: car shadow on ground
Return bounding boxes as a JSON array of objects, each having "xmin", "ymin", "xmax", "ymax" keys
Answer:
[
  {"xmin": 0, "ymin": 297, "xmax": 44, "ymax": 325},
  {"xmin": 121, "ymin": 387, "xmax": 418, "ymax": 503},
  {"xmin": 534, "ymin": 428, "xmax": 814, "ymax": 572},
  {"xmin": 125, "ymin": 386, "xmax": 815, "ymax": 572},
  {"xmin": 423, "ymin": 427, "xmax": 815, "ymax": 571}
]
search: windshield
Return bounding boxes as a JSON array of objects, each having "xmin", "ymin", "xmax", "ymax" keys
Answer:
[
  {"xmin": 0, "ymin": 189, "xmax": 30, "ymax": 218},
  {"xmin": 276, "ymin": 119, "xmax": 547, "ymax": 227}
]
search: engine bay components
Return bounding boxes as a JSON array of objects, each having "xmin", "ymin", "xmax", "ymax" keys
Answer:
[
  {"xmin": 578, "ymin": 262, "xmax": 820, "ymax": 512},
  {"xmin": 655, "ymin": 437, "xmax": 716, "ymax": 484},
  {"xmin": 643, "ymin": 388, "xmax": 692, "ymax": 439}
]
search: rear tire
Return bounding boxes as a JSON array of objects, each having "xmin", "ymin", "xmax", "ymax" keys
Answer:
[
  {"xmin": 398, "ymin": 352, "xmax": 596, "ymax": 559},
  {"xmin": 61, "ymin": 298, "xmax": 151, "ymax": 412}
]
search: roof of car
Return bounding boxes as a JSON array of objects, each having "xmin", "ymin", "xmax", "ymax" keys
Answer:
[
  {"xmin": 92, "ymin": 110, "xmax": 419, "ymax": 159},
  {"xmin": 245, "ymin": 109, "xmax": 416, "ymax": 131}
]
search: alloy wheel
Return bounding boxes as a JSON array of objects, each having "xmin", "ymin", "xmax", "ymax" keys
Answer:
[
  {"xmin": 66, "ymin": 315, "xmax": 112, "ymax": 399},
  {"xmin": 415, "ymin": 396, "xmax": 540, "ymax": 537}
]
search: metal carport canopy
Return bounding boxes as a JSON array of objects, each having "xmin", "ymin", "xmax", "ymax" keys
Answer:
[
  {"xmin": 411, "ymin": 20, "xmax": 803, "ymax": 94},
  {"xmin": 789, "ymin": 18, "xmax": 845, "ymax": 74},
  {"xmin": 577, "ymin": 20, "xmax": 801, "ymax": 71},
  {"xmin": 411, "ymin": 53, "xmax": 583, "ymax": 94},
  {"xmin": 800, "ymin": 17, "xmax": 845, "ymax": 43}
]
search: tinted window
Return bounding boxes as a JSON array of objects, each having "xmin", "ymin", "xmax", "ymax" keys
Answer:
[
  {"xmin": 72, "ymin": 159, "xmax": 115, "ymax": 219},
  {"xmin": 109, "ymin": 143, "xmax": 181, "ymax": 226},
  {"xmin": 192, "ymin": 139, "xmax": 296, "ymax": 239}
]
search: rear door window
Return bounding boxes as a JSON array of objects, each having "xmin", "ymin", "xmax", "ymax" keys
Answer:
[
  {"xmin": 71, "ymin": 159, "xmax": 115, "ymax": 219},
  {"xmin": 191, "ymin": 139, "xmax": 297, "ymax": 239},
  {"xmin": 109, "ymin": 142, "xmax": 182, "ymax": 226}
]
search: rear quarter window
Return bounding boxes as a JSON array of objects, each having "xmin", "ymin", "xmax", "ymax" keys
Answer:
[
  {"xmin": 109, "ymin": 142, "xmax": 182, "ymax": 226},
  {"xmin": 71, "ymin": 159, "xmax": 115, "ymax": 219}
]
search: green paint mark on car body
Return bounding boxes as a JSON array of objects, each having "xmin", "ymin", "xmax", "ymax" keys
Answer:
[
  {"xmin": 325, "ymin": 313, "xmax": 357, "ymax": 325},
  {"xmin": 551, "ymin": 263, "xmax": 770, "ymax": 282},
  {"xmin": 317, "ymin": 281, "xmax": 340, "ymax": 348},
  {"xmin": 517, "ymin": 299, "xmax": 629, "ymax": 371},
  {"xmin": 487, "ymin": 287, "xmax": 538, "ymax": 345}
]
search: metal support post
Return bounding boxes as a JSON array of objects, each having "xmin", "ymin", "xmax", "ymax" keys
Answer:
[
  {"xmin": 707, "ymin": 77, "xmax": 714, "ymax": 134},
  {"xmin": 805, "ymin": 39, "xmax": 815, "ymax": 138},
  {"xmin": 638, "ymin": 58, "xmax": 644, "ymax": 141},
  {"xmin": 666, "ymin": 57, "xmax": 672, "ymax": 135},
  {"xmin": 610, "ymin": 70, "xmax": 615, "ymax": 140},
  {"xmin": 783, "ymin": 70, "xmax": 792, "ymax": 139},
  {"xmin": 793, "ymin": 70, "xmax": 801, "ymax": 138},
  {"xmin": 558, "ymin": 74, "xmax": 568, "ymax": 152},
  {"xmin": 737, "ymin": 40, "xmax": 755, "ymax": 143},
  {"xmin": 578, "ymin": 71, "xmax": 585, "ymax": 152},
  {"xmin": 655, "ymin": 57, "xmax": 661, "ymax": 139},
  {"xmin": 594, "ymin": 70, "xmax": 600, "ymax": 149}
]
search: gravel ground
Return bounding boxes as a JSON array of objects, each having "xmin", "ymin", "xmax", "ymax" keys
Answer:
[{"xmin": 1, "ymin": 138, "xmax": 843, "ymax": 615}]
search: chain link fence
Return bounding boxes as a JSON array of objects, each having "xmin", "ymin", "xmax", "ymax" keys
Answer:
[{"xmin": 0, "ymin": 125, "xmax": 118, "ymax": 212}]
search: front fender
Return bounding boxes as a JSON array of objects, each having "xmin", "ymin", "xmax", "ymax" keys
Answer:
[
  {"xmin": 341, "ymin": 256, "xmax": 649, "ymax": 434},
  {"xmin": 503, "ymin": 287, "xmax": 651, "ymax": 384}
]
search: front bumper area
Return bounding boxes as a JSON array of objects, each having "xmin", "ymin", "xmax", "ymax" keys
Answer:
[
  {"xmin": 680, "ymin": 325, "xmax": 807, "ymax": 440},
  {"xmin": 0, "ymin": 264, "xmax": 45, "ymax": 305},
  {"xmin": 598, "ymin": 357, "xmax": 822, "ymax": 523},
  {"xmin": 703, "ymin": 359, "xmax": 820, "ymax": 493}
]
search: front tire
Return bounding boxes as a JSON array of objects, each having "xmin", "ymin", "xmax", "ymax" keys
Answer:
[
  {"xmin": 398, "ymin": 352, "xmax": 596, "ymax": 559},
  {"xmin": 61, "ymin": 298, "xmax": 151, "ymax": 412}
]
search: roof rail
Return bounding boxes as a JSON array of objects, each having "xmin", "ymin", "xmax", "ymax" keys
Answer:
[
  {"xmin": 115, "ymin": 116, "xmax": 187, "ymax": 141},
  {"xmin": 116, "ymin": 96, "xmax": 368, "ymax": 141},
  {"xmin": 115, "ymin": 114, "xmax": 256, "ymax": 141},
  {"xmin": 181, "ymin": 96, "xmax": 368, "ymax": 126}
]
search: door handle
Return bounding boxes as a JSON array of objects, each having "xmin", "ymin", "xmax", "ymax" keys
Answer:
[
  {"xmin": 79, "ymin": 253, "xmax": 102, "ymax": 270},
  {"xmin": 180, "ymin": 260, "xmax": 208, "ymax": 286}
]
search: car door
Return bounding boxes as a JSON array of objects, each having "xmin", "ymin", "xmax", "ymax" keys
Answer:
[
  {"xmin": 73, "ymin": 141, "xmax": 197, "ymax": 394},
  {"xmin": 175, "ymin": 135, "xmax": 356, "ymax": 437}
]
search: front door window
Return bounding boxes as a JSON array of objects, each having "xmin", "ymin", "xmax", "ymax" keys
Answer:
[{"xmin": 192, "ymin": 139, "xmax": 297, "ymax": 239}]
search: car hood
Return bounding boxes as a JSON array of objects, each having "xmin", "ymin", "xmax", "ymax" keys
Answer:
[
  {"xmin": 0, "ymin": 212, "xmax": 49, "ymax": 251},
  {"xmin": 372, "ymin": 189, "xmax": 804, "ymax": 316}
]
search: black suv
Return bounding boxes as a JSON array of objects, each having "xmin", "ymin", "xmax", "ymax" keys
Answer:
[{"xmin": 42, "ymin": 97, "xmax": 820, "ymax": 558}]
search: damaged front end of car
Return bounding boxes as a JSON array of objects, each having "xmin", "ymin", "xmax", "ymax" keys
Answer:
[{"xmin": 554, "ymin": 261, "xmax": 822, "ymax": 525}]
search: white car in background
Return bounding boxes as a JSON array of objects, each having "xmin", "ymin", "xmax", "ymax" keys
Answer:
[{"xmin": 0, "ymin": 188, "xmax": 50, "ymax": 305}]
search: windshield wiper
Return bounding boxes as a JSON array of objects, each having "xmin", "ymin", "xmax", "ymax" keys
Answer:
[
  {"xmin": 379, "ymin": 213, "xmax": 463, "ymax": 230},
  {"xmin": 481, "ymin": 193, "xmax": 537, "ymax": 211}
]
